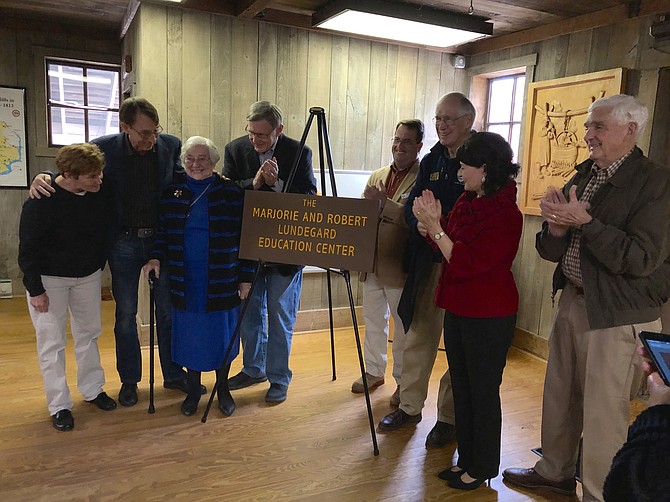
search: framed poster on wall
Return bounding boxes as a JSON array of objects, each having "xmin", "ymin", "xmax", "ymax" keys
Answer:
[
  {"xmin": 0, "ymin": 86, "xmax": 28, "ymax": 188},
  {"xmin": 519, "ymin": 68, "xmax": 625, "ymax": 215}
]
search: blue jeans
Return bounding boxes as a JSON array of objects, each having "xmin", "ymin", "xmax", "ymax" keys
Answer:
[
  {"xmin": 108, "ymin": 234, "xmax": 185, "ymax": 384},
  {"xmin": 240, "ymin": 267, "xmax": 302, "ymax": 387}
]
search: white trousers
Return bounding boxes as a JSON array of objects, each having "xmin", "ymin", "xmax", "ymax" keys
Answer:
[
  {"xmin": 362, "ymin": 272, "xmax": 406, "ymax": 385},
  {"xmin": 27, "ymin": 270, "xmax": 105, "ymax": 415}
]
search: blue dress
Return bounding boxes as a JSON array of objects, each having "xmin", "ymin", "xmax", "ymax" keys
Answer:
[{"xmin": 171, "ymin": 175, "xmax": 240, "ymax": 371}]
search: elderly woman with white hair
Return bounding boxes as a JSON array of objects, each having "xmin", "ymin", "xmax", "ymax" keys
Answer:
[{"xmin": 144, "ymin": 136, "xmax": 254, "ymax": 417}]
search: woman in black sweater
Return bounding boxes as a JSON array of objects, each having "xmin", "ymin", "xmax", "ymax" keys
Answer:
[{"xmin": 19, "ymin": 143, "xmax": 117, "ymax": 431}]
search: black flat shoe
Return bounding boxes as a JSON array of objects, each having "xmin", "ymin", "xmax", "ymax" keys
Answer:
[
  {"xmin": 228, "ymin": 372, "xmax": 267, "ymax": 390},
  {"xmin": 118, "ymin": 383, "xmax": 138, "ymax": 407},
  {"xmin": 447, "ymin": 473, "xmax": 490, "ymax": 491},
  {"xmin": 52, "ymin": 409, "xmax": 74, "ymax": 431},
  {"xmin": 438, "ymin": 466, "xmax": 465, "ymax": 481},
  {"xmin": 164, "ymin": 378, "xmax": 207, "ymax": 395},
  {"xmin": 180, "ymin": 395, "xmax": 200, "ymax": 416},
  {"xmin": 218, "ymin": 390, "xmax": 236, "ymax": 417},
  {"xmin": 86, "ymin": 391, "xmax": 117, "ymax": 411}
]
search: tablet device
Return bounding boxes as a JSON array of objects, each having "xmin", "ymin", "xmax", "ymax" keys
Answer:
[{"xmin": 639, "ymin": 331, "xmax": 670, "ymax": 386}]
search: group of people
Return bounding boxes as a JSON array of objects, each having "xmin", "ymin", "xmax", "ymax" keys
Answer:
[
  {"xmin": 21, "ymin": 97, "xmax": 315, "ymax": 429},
  {"xmin": 353, "ymin": 91, "xmax": 670, "ymax": 500},
  {"xmin": 356, "ymin": 92, "xmax": 521, "ymax": 491},
  {"xmin": 19, "ymin": 89, "xmax": 670, "ymax": 501}
]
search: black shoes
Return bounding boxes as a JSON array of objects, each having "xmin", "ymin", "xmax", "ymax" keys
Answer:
[
  {"xmin": 438, "ymin": 466, "xmax": 465, "ymax": 481},
  {"xmin": 52, "ymin": 409, "xmax": 74, "ymax": 431},
  {"xmin": 265, "ymin": 383, "xmax": 288, "ymax": 403},
  {"xmin": 426, "ymin": 420, "xmax": 456, "ymax": 447},
  {"xmin": 218, "ymin": 389, "xmax": 236, "ymax": 416},
  {"xmin": 86, "ymin": 391, "xmax": 117, "ymax": 411},
  {"xmin": 228, "ymin": 372, "xmax": 268, "ymax": 390},
  {"xmin": 448, "ymin": 473, "xmax": 490, "ymax": 491},
  {"xmin": 53, "ymin": 393, "xmax": 114, "ymax": 431},
  {"xmin": 180, "ymin": 394, "xmax": 200, "ymax": 416},
  {"xmin": 118, "ymin": 383, "xmax": 138, "ymax": 407},
  {"xmin": 164, "ymin": 378, "xmax": 207, "ymax": 395},
  {"xmin": 378, "ymin": 409, "xmax": 422, "ymax": 431}
]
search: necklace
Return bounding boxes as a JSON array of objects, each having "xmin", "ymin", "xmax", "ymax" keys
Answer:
[{"xmin": 187, "ymin": 181, "xmax": 213, "ymax": 216}]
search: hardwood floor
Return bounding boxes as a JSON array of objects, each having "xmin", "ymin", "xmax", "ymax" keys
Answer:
[{"xmin": 0, "ymin": 297, "xmax": 579, "ymax": 501}]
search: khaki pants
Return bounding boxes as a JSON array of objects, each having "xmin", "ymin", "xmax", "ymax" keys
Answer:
[
  {"xmin": 362, "ymin": 272, "xmax": 406, "ymax": 384},
  {"xmin": 398, "ymin": 263, "xmax": 455, "ymax": 423},
  {"xmin": 534, "ymin": 284, "xmax": 660, "ymax": 502}
]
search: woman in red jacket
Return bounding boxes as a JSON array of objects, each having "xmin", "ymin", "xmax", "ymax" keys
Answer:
[{"xmin": 414, "ymin": 132, "xmax": 522, "ymax": 491}]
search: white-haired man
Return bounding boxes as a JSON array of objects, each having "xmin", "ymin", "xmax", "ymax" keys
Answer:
[{"xmin": 503, "ymin": 94, "xmax": 670, "ymax": 502}]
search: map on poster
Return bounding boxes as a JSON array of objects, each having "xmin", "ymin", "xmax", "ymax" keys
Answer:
[{"xmin": 0, "ymin": 87, "xmax": 28, "ymax": 188}]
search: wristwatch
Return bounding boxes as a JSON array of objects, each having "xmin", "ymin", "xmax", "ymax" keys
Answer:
[{"xmin": 434, "ymin": 231, "xmax": 445, "ymax": 240}]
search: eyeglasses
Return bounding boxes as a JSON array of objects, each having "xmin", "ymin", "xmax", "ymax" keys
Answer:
[
  {"xmin": 390, "ymin": 137, "xmax": 418, "ymax": 146},
  {"xmin": 432, "ymin": 114, "xmax": 467, "ymax": 126},
  {"xmin": 245, "ymin": 125, "xmax": 274, "ymax": 141},
  {"xmin": 130, "ymin": 124, "xmax": 163, "ymax": 139},
  {"xmin": 184, "ymin": 155, "xmax": 211, "ymax": 165}
]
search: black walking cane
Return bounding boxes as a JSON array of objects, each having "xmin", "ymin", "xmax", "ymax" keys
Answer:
[{"xmin": 148, "ymin": 270, "xmax": 156, "ymax": 414}]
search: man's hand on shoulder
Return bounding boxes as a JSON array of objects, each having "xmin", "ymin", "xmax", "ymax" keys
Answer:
[{"xmin": 29, "ymin": 173, "xmax": 55, "ymax": 199}]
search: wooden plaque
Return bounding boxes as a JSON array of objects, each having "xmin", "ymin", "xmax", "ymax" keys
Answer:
[{"xmin": 519, "ymin": 68, "xmax": 625, "ymax": 215}]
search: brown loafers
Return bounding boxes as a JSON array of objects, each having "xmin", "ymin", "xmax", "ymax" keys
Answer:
[{"xmin": 502, "ymin": 467, "xmax": 576, "ymax": 495}]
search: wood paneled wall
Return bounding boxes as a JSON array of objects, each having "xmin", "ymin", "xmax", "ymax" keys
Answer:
[
  {"xmin": 0, "ymin": 21, "xmax": 120, "ymax": 291},
  {"xmin": 128, "ymin": 3, "xmax": 464, "ymax": 174}
]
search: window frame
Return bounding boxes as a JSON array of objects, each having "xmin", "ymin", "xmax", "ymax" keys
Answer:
[
  {"xmin": 484, "ymin": 73, "xmax": 526, "ymax": 160},
  {"xmin": 45, "ymin": 57, "xmax": 121, "ymax": 147},
  {"xmin": 467, "ymin": 54, "xmax": 537, "ymax": 170}
]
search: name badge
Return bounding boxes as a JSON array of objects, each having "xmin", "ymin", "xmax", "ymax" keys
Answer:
[{"xmin": 430, "ymin": 172, "xmax": 440, "ymax": 181}]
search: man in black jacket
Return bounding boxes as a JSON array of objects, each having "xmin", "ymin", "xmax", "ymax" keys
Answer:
[
  {"xmin": 223, "ymin": 101, "xmax": 316, "ymax": 404},
  {"xmin": 378, "ymin": 93, "xmax": 473, "ymax": 448}
]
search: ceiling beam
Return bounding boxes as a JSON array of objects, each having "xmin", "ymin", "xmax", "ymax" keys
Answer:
[
  {"xmin": 120, "ymin": 0, "xmax": 140, "ymax": 40},
  {"xmin": 458, "ymin": 0, "xmax": 670, "ymax": 55},
  {"xmin": 236, "ymin": 0, "xmax": 271, "ymax": 18}
]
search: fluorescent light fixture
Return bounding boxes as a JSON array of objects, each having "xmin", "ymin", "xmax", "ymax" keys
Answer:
[{"xmin": 313, "ymin": 0, "xmax": 492, "ymax": 48}]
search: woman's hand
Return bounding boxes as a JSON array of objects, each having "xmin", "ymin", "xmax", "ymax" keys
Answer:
[
  {"xmin": 142, "ymin": 259, "xmax": 161, "ymax": 280},
  {"xmin": 239, "ymin": 282, "xmax": 252, "ymax": 300},
  {"xmin": 413, "ymin": 190, "xmax": 443, "ymax": 236}
]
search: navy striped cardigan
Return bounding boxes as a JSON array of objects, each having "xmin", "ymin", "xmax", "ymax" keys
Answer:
[{"xmin": 150, "ymin": 175, "xmax": 255, "ymax": 312}]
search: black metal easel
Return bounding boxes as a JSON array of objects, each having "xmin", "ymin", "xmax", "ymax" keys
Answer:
[{"xmin": 202, "ymin": 106, "xmax": 379, "ymax": 456}]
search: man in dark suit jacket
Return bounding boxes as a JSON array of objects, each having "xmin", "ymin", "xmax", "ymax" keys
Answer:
[
  {"xmin": 223, "ymin": 100, "xmax": 316, "ymax": 404},
  {"xmin": 30, "ymin": 97, "xmax": 197, "ymax": 407}
]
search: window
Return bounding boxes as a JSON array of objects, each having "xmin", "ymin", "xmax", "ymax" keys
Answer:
[
  {"xmin": 484, "ymin": 74, "xmax": 525, "ymax": 162},
  {"xmin": 46, "ymin": 58, "xmax": 120, "ymax": 146}
]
